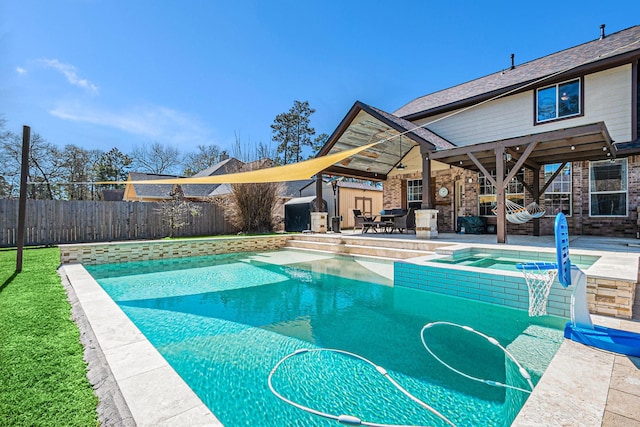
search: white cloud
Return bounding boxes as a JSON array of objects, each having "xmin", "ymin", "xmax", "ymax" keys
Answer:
[
  {"xmin": 49, "ymin": 102, "xmax": 214, "ymax": 146},
  {"xmin": 16, "ymin": 66, "xmax": 27, "ymax": 74},
  {"xmin": 37, "ymin": 58, "xmax": 99, "ymax": 94}
]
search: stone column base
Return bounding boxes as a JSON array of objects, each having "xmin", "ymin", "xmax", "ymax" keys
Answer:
[{"xmin": 415, "ymin": 209, "xmax": 438, "ymax": 239}]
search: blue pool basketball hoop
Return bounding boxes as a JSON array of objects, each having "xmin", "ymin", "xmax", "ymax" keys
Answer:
[{"xmin": 553, "ymin": 213, "xmax": 640, "ymax": 357}]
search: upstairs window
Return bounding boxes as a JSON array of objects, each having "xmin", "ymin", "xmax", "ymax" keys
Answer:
[{"xmin": 536, "ymin": 79, "xmax": 581, "ymax": 123}]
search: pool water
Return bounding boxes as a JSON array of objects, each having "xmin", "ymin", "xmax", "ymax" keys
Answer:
[
  {"xmin": 86, "ymin": 249, "xmax": 566, "ymax": 427},
  {"xmin": 431, "ymin": 251, "xmax": 597, "ymax": 271}
]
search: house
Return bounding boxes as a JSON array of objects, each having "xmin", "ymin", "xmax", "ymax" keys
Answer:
[
  {"xmin": 123, "ymin": 157, "xmax": 263, "ymax": 202},
  {"xmin": 316, "ymin": 24, "xmax": 640, "ymax": 241}
]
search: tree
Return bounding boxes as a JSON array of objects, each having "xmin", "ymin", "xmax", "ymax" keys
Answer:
[
  {"xmin": 215, "ymin": 159, "xmax": 282, "ymax": 233},
  {"xmin": 130, "ymin": 141, "xmax": 181, "ymax": 175},
  {"xmin": 60, "ymin": 145, "xmax": 93, "ymax": 200},
  {"xmin": 224, "ymin": 181, "xmax": 281, "ymax": 233},
  {"xmin": 157, "ymin": 184, "xmax": 202, "ymax": 238},
  {"xmin": 311, "ymin": 132, "xmax": 329, "ymax": 157},
  {"xmin": 271, "ymin": 100, "xmax": 316, "ymax": 164},
  {"xmin": 230, "ymin": 132, "xmax": 276, "ymax": 163},
  {"xmin": 94, "ymin": 148, "xmax": 132, "ymax": 189},
  {"xmin": 0, "ymin": 131, "xmax": 63, "ymax": 199},
  {"xmin": 182, "ymin": 144, "xmax": 222, "ymax": 176}
]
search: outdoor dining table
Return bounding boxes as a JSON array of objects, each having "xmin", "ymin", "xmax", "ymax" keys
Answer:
[{"xmin": 362, "ymin": 213, "xmax": 404, "ymax": 234}]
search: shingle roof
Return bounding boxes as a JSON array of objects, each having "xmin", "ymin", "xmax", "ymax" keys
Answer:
[
  {"xmin": 394, "ymin": 25, "xmax": 640, "ymax": 118},
  {"xmin": 128, "ymin": 172, "xmax": 182, "ymax": 199}
]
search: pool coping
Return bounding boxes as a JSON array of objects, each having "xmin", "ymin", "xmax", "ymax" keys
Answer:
[
  {"xmin": 59, "ymin": 263, "xmax": 223, "ymax": 427},
  {"xmin": 61, "ymin": 256, "xmax": 638, "ymax": 427}
]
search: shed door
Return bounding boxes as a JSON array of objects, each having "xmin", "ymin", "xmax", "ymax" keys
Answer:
[{"xmin": 355, "ymin": 197, "xmax": 373, "ymax": 216}]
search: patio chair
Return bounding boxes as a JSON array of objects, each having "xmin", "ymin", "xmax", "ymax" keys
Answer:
[
  {"xmin": 391, "ymin": 208, "xmax": 414, "ymax": 233},
  {"xmin": 353, "ymin": 209, "xmax": 375, "ymax": 233}
]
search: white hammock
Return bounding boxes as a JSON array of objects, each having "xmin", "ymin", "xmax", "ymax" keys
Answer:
[{"xmin": 492, "ymin": 199, "xmax": 546, "ymax": 224}]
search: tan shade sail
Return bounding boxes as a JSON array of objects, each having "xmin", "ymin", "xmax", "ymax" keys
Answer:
[{"xmin": 98, "ymin": 142, "xmax": 380, "ymax": 185}]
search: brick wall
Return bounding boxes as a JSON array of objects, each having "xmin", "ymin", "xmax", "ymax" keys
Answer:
[{"xmin": 383, "ymin": 156, "xmax": 640, "ymax": 237}]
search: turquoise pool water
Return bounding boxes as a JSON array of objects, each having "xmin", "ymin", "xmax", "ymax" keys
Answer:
[
  {"xmin": 86, "ymin": 249, "xmax": 566, "ymax": 427},
  {"xmin": 431, "ymin": 250, "xmax": 598, "ymax": 271}
]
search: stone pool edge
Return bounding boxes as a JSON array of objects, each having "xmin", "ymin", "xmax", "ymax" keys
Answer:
[{"xmin": 60, "ymin": 263, "xmax": 223, "ymax": 427}]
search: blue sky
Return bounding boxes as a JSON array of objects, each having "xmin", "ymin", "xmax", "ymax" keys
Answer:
[{"xmin": 1, "ymin": 1, "xmax": 638, "ymax": 157}]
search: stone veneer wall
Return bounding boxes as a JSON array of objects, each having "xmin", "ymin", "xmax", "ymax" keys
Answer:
[
  {"xmin": 60, "ymin": 235, "xmax": 292, "ymax": 265},
  {"xmin": 588, "ymin": 276, "xmax": 636, "ymax": 319}
]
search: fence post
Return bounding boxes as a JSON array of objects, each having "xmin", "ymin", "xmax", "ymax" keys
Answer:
[{"xmin": 16, "ymin": 125, "xmax": 30, "ymax": 273}]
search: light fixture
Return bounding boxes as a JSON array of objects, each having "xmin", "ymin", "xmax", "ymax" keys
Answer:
[
  {"xmin": 571, "ymin": 145, "xmax": 575, "ymax": 150},
  {"xmin": 515, "ymin": 146, "xmax": 520, "ymax": 151},
  {"xmin": 603, "ymin": 146, "xmax": 607, "ymax": 151},
  {"xmin": 459, "ymin": 160, "xmax": 463, "ymax": 165},
  {"xmin": 468, "ymin": 178, "xmax": 473, "ymax": 184},
  {"xmin": 396, "ymin": 135, "xmax": 406, "ymax": 170},
  {"xmin": 560, "ymin": 92, "xmax": 569, "ymax": 101}
]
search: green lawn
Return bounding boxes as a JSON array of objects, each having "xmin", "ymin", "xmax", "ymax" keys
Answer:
[{"xmin": 0, "ymin": 247, "xmax": 98, "ymax": 427}]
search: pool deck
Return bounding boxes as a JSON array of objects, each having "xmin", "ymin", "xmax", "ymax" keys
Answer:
[{"xmin": 60, "ymin": 232, "xmax": 640, "ymax": 426}]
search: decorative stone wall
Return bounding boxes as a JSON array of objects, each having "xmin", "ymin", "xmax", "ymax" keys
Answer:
[
  {"xmin": 60, "ymin": 235, "xmax": 292, "ymax": 265},
  {"xmin": 587, "ymin": 276, "xmax": 637, "ymax": 319}
]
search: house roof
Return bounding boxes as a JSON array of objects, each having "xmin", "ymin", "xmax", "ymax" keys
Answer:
[
  {"xmin": 127, "ymin": 172, "xmax": 183, "ymax": 199},
  {"xmin": 127, "ymin": 157, "xmax": 250, "ymax": 199},
  {"xmin": 395, "ymin": 25, "xmax": 640, "ymax": 119}
]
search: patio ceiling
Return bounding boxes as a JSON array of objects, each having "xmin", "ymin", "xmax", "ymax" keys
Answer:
[
  {"xmin": 428, "ymin": 122, "xmax": 616, "ymax": 172},
  {"xmin": 318, "ymin": 101, "xmax": 454, "ymax": 181}
]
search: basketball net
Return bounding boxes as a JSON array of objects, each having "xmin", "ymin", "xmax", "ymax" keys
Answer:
[{"xmin": 521, "ymin": 266, "xmax": 557, "ymax": 317}]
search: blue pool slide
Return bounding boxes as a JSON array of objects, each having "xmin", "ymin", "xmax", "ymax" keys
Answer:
[{"xmin": 555, "ymin": 213, "xmax": 640, "ymax": 357}]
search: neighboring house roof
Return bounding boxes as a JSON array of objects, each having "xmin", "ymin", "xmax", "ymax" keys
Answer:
[
  {"xmin": 395, "ymin": 25, "xmax": 640, "ymax": 119},
  {"xmin": 211, "ymin": 178, "xmax": 316, "ymax": 198},
  {"xmin": 126, "ymin": 157, "xmax": 279, "ymax": 200},
  {"xmin": 127, "ymin": 172, "xmax": 182, "ymax": 200}
]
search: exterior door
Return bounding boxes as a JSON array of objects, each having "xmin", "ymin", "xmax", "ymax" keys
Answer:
[{"xmin": 355, "ymin": 197, "xmax": 373, "ymax": 216}]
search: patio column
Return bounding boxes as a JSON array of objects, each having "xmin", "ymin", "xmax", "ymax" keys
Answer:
[
  {"xmin": 532, "ymin": 167, "xmax": 541, "ymax": 236},
  {"xmin": 421, "ymin": 148, "xmax": 433, "ymax": 209},
  {"xmin": 314, "ymin": 172, "xmax": 323, "ymax": 212},
  {"xmin": 495, "ymin": 144, "xmax": 507, "ymax": 243}
]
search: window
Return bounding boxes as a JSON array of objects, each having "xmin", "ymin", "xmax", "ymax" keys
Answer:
[
  {"xmin": 407, "ymin": 179, "xmax": 422, "ymax": 203},
  {"xmin": 590, "ymin": 159, "xmax": 627, "ymax": 216},
  {"xmin": 478, "ymin": 169, "xmax": 524, "ymax": 216},
  {"xmin": 536, "ymin": 79, "xmax": 581, "ymax": 123},
  {"xmin": 544, "ymin": 163, "xmax": 572, "ymax": 216}
]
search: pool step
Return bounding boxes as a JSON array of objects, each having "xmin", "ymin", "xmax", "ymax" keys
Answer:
[{"xmin": 285, "ymin": 234, "xmax": 440, "ymax": 259}]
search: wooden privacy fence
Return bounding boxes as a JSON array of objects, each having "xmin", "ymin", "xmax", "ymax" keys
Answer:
[{"xmin": 0, "ymin": 199, "xmax": 232, "ymax": 247}]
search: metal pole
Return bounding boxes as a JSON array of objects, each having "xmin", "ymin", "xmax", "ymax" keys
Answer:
[{"xmin": 16, "ymin": 125, "xmax": 30, "ymax": 273}]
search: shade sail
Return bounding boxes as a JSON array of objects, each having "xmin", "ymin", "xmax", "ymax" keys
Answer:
[{"xmin": 97, "ymin": 142, "xmax": 381, "ymax": 185}]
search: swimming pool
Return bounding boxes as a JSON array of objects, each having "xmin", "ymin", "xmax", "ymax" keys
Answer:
[{"xmin": 86, "ymin": 249, "xmax": 565, "ymax": 427}]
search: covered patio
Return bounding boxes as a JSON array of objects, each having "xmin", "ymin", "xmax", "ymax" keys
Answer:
[{"xmin": 315, "ymin": 102, "xmax": 619, "ymax": 243}]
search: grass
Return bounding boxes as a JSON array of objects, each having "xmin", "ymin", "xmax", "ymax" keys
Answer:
[{"xmin": 0, "ymin": 247, "xmax": 98, "ymax": 427}]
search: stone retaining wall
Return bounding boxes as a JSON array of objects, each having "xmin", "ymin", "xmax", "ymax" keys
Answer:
[
  {"xmin": 60, "ymin": 235, "xmax": 292, "ymax": 265},
  {"xmin": 587, "ymin": 277, "xmax": 636, "ymax": 319}
]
